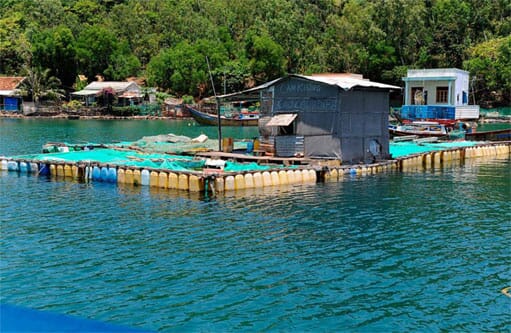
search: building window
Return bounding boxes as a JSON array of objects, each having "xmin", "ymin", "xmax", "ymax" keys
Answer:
[{"xmin": 436, "ymin": 87, "xmax": 448, "ymax": 103}]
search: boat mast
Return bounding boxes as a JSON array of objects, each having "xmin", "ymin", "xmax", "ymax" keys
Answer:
[{"xmin": 206, "ymin": 56, "xmax": 222, "ymax": 151}]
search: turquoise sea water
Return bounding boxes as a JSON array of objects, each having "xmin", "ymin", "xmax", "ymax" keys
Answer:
[{"xmin": 1, "ymin": 118, "xmax": 510, "ymax": 332}]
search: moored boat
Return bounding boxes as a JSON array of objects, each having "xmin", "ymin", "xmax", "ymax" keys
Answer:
[
  {"xmin": 465, "ymin": 128, "xmax": 511, "ymax": 141},
  {"xmin": 185, "ymin": 105, "xmax": 259, "ymax": 126},
  {"xmin": 389, "ymin": 121, "xmax": 451, "ymax": 138}
]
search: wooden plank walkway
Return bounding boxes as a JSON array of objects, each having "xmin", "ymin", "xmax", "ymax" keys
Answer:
[{"xmin": 194, "ymin": 151, "xmax": 313, "ymax": 165}]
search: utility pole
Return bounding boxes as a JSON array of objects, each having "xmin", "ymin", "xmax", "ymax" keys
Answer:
[{"xmin": 206, "ymin": 56, "xmax": 222, "ymax": 151}]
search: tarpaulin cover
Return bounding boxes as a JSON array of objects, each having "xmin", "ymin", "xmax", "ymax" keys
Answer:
[
  {"xmin": 390, "ymin": 141, "xmax": 478, "ymax": 157},
  {"xmin": 10, "ymin": 143, "xmax": 290, "ymax": 173}
]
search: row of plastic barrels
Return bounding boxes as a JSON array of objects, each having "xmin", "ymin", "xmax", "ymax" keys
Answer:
[
  {"xmin": 465, "ymin": 144, "xmax": 510, "ymax": 158},
  {"xmin": 115, "ymin": 168, "xmax": 318, "ymax": 192},
  {"xmin": 323, "ymin": 162, "xmax": 399, "ymax": 181},
  {"xmin": 1, "ymin": 143, "xmax": 509, "ymax": 191},
  {"xmin": 0, "ymin": 160, "xmax": 319, "ymax": 192},
  {"xmin": 399, "ymin": 144, "xmax": 511, "ymax": 171},
  {"xmin": 400, "ymin": 149, "xmax": 467, "ymax": 170},
  {"xmin": 0, "ymin": 160, "xmax": 55, "ymax": 175},
  {"xmin": 218, "ymin": 169, "xmax": 317, "ymax": 192}
]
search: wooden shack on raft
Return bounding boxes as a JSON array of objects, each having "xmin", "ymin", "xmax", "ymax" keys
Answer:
[{"xmin": 220, "ymin": 74, "xmax": 400, "ymax": 164}]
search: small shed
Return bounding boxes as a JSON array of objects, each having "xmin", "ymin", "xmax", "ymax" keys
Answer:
[
  {"xmin": 249, "ymin": 74, "xmax": 399, "ymax": 163},
  {"xmin": 401, "ymin": 68, "xmax": 479, "ymax": 120},
  {"xmin": 0, "ymin": 76, "xmax": 25, "ymax": 112},
  {"xmin": 71, "ymin": 81, "xmax": 142, "ymax": 106}
]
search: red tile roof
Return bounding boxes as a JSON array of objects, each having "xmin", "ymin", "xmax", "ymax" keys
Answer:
[{"xmin": 0, "ymin": 77, "xmax": 25, "ymax": 90}]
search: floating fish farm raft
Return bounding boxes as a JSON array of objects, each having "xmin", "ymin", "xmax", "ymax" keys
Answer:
[{"xmin": 1, "ymin": 134, "xmax": 510, "ymax": 195}]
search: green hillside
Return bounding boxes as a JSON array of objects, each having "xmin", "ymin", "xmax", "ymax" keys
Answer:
[{"xmin": 1, "ymin": 0, "xmax": 509, "ymax": 106}]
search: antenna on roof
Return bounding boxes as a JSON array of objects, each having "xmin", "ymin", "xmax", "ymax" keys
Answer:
[{"xmin": 206, "ymin": 56, "xmax": 222, "ymax": 152}]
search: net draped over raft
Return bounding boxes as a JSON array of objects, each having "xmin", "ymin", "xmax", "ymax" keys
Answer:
[{"xmin": 14, "ymin": 134, "xmax": 291, "ymax": 173}]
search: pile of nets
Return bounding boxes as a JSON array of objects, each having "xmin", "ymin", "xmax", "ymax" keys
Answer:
[
  {"xmin": 11, "ymin": 134, "xmax": 295, "ymax": 173},
  {"xmin": 118, "ymin": 133, "xmax": 249, "ymax": 154}
]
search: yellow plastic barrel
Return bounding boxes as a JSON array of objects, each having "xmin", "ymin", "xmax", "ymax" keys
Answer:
[
  {"xmin": 425, "ymin": 154, "xmax": 432, "ymax": 168},
  {"xmin": 278, "ymin": 170, "xmax": 288, "ymax": 185},
  {"xmin": 125, "ymin": 169, "xmax": 134, "ymax": 184},
  {"xmin": 71, "ymin": 165, "xmax": 78, "ymax": 178},
  {"xmin": 56, "ymin": 165, "xmax": 64, "ymax": 177},
  {"xmin": 189, "ymin": 175, "xmax": 203, "ymax": 192},
  {"xmin": 178, "ymin": 174, "xmax": 189, "ymax": 190},
  {"xmin": 222, "ymin": 137, "xmax": 233, "ymax": 153},
  {"xmin": 150, "ymin": 171, "xmax": 159, "ymax": 187},
  {"xmin": 291, "ymin": 170, "xmax": 301, "ymax": 183},
  {"xmin": 235, "ymin": 174, "xmax": 245, "ymax": 190},
  {"xmin": 262, "ymin": 171, "xmax": 272, "ymax": 187},
  {"xmin": 252, "ymin": 172, "xmax": 263, "ymax": 188},
  {"xmin": 168, "ymin": 173, "xmax": 178, "ymax": 189},
  {"xmin": 286, "ymin": 170, "xmax": 296, "ymax": 184},
  {"xmin": 133, "ymin": 169, "xmax": 141, "ymax": 186},
  {"xmin": 215, "ymin": 177, "xmax": 225, "ymax": 192},
  {"xmin": 330, "ymin": 169, "xmax": 338, "ymax": 181},
  {"xmin": 117, "ymin": 168, "xmax": 126, "ymax": 183},
  {"xmin": 244, "ymin": 173, "xmax": 254, "ymax": 189},
  {"xmin": 158, "ymin": 172, "xmax": 168, "ymax": 188},
  {"xmin": 270, "ymin": 171, "xmax": 279, "ymax": 186},
  {"xmin": 301, "ymin": 170, "xmax": 309, "ymax": 183},
  {"xmin": 224, "ymin": 175, "xmax": 235, "ymax": 191},
  {"xmin": 308, "ymin": 169, "xmax": 317, "ymax": 182},
  {"xmin": 64, "ymin": 165, "xmax": 73, "ymax": 178},
  {"xmin": 253, "ymin": 138, "xmax": 260, "ymax": 151},
  {"xmin": 434, "ymin": 152, "xmax": 441, "ymax": 166}
]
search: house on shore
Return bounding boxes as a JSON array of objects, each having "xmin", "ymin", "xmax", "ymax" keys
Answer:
[
  {"xmin": 220, "ymin": 73, "xmax": 400, "ymax": 164},
  {"xmin": 0, "ymin": 76, "xmax": 25, "ymax": 112},
  {"xmin": 71, "ymin": 81, "xmax": 142, "ymax": 106},
  {"xmin": 401, "ymin": 68, "xmax": 480, "ymax": 121}
]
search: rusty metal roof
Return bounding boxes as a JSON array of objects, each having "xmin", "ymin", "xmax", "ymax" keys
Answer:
[{"xmin": 0, "ymin": 77, "xmax": 25, "ymax": 91}]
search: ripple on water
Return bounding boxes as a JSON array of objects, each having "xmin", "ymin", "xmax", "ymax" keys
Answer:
[{"xmin": 1, "ymin": 159, "xmax": 510, "ymax": 331}]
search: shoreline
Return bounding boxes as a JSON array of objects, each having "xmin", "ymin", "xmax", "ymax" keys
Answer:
[
  {"xmin": 0, "ymin": 112, "xmax": 192, "ymax": 121},
  {"xmin": 2, "ymin": 112, "xmax": 510, "ymax": 124}
]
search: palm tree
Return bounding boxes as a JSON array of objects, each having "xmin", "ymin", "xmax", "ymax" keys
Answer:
[{"xmin": 20, "ymin": 66, "xmax": 65, "ymax": 108}]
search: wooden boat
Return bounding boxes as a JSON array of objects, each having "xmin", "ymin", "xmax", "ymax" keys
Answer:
[
  {"xmin": 185, "ymin": 105, "xmax": 259, "ymax": 126},
  {"xmin": 465, "ymin": 128, "xmax": 511, "ymax": 141},
  {"xmin": 389, "ymin": 121, "xmax": 450, "ymax": 138}
]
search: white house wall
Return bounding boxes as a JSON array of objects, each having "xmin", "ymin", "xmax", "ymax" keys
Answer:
[{"xmin": 405, "ymin": 69, "xmax": 470, "ymax": 106}]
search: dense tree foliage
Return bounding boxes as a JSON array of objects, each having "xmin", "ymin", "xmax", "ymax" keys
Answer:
[{"xmin": 1, "ymin": 0, "xmax": 509, "ymax": 106}]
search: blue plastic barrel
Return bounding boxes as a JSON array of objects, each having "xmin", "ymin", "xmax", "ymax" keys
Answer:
[
  {"xmin": 19, "ymin": 162, "xmax": 28, "ymax": 173},
  {"xmin": 7, "ymin": 161, "xmax": 18, "ymax": 171},
  {"xmin": 39, "ymin": 164, "xmax": 50, "ymax": 176},
  {"xmin": 107, "ymin": 167, "xmax": 117, "ymax": 183},
  {"xmin": 100, "ymin": 167, "xmax": 109, "ymax": 181},
  {"xmin": 247, "ymin": 141, "xmax": 254, "ymax": 153},
  {"xmin": 92, "ymin": 166, "xmax": 101, "ymax": 180}
]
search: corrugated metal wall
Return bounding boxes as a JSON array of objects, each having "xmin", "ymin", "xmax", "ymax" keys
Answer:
[{"xmin": 263, "ymin": 77, "xmax": 391, "ymax": 163}]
